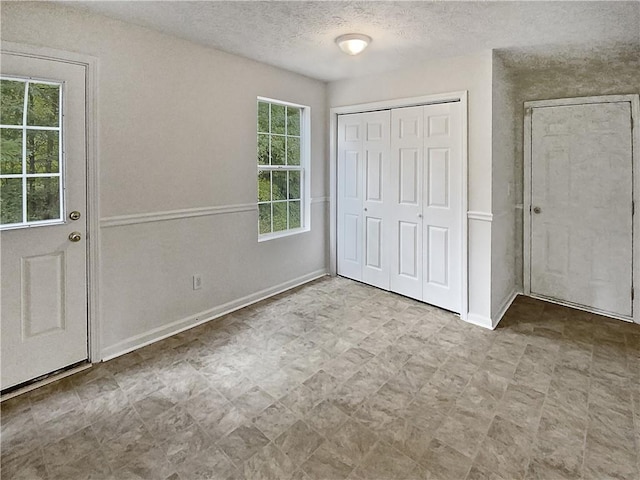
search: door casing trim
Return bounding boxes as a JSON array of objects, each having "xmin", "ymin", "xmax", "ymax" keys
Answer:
[
  {"xmin": 1, "ymin": 42, "xmax": 102, "ymax": 360},
  {"xmin": 329, "ymin": 91, "xmax": 469, "ymax": 320},
  {"xmin": 523, "ymin": 94, "xmax": 640, "ymax": 323}
]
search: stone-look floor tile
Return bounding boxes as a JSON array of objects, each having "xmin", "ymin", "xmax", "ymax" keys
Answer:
[
  {"xmin": 281, "ymin": 384, "xmax": 321, "ymax": 417},
  {"xmin": 479, "ymin": 354, "xmax": 517, "ymax": 380},
  {"xmin": 81, "ymin": 387, "xmax": 132, "ymax": 424},
  {"xmin": 47, "ymin": 451, "xmax": 114, "ymax": 480},
  {"xmin": 114, "ymin": 444, "xmax": 177, "ymax": 480},
  {"xmin": 434, "ymin": 405, "xmax": 493, "ymax": 458},
  {"xmin": 256, "ymin": 369, "xmax": 301, "ymax": 400},
  {"xmin": 1, "ymin": 450, "xmax": 49, "ymax": 480},
  {"xmin": 457, "ymin": 370, "xmax": 508, "ymax": 414},
  {"xmin": 132, "ymin": 387, "xmax": 181, "ymax": 423},
  {"xmin": 583, "ymin": 435, "xmax": 639, "ymax": 480},
  {"xmin": 144, "ymin": 405, "xmax": 197, "ymax": 444},
  {"xmin": 41, "ymin": 426, "xmax": 101, "ymax": 470},
  {"xmin": 354, "ymin": 442, "xmax": 418, "ymax": 480},
  {"xmin": 466, "ymin": 464, "xmax": 510, "ymax": 480},
  {"xmin": 304, "ymin": 400, "xmax": 350, "ymax": 438},
  {"xmin": 28, "ymin": 379, "xmax": 83, "ymax": 424},
  {"xmin": 251, "ymin": 402, "xmax": 299, "ymax": 441},
  {"xmin": 163, "ymin": 422, "xmax": 213, "ymax": 467},
  {"xmin": 233, "ymin": 386, "xmax": 275, "ymax": 418},
  {"xmin": 498, "ymin": 384, "xmax": 545, "ymax": 432},
  {"xmin": 175, "ymin": 445, "xmax": 236, "ymax": 480},
  {"xmin": 473, "ymin": 416, "xmax": 533, "ymax": 480},
  {"xmin": 216, "ymin": 425, "xmax": 270, "ymax": 467},
  {"xmin": 243, "ymin": 443, "xmax": 297, "ymax": 480},
  {"xmin": 301, "ymin": 443, "xmax": 354, "ymax": 480},
  {"xmin": 325, "ymin": 419, "xmax": 378, "ymax": 467},
  {"xmin": 420, "ymin": 438, "xmax": 472, "ymax": 479},
  {"xmin": 275, "ymin": 420, "xmax": 325, "ymax": 467},
  {"xmin": 99, "ymin": 422, "xmax": 157, "ymax": 470},
  {"xmin": 376, "ymin": 416, "xmax": 432, "ymax": 463}
]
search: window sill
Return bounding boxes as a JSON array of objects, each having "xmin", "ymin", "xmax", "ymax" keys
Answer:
[{"xmin": 258, "ymin": 226, "xmax": 310, "ymax": 242}]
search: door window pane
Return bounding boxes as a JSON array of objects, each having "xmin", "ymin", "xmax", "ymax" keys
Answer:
[
  {"xmin": 27, "ymin": 83, "xmax": 59, "ymax": 127},
  {"xmin": 0, "ymin": 80, "xmax": 25, "ymax": 125},
  {"xmin": 26, "ymin": 130, "xmax": 59, "ymax": 174},
  {"xmin": 272, "ymin": 171, "xmax": 287, "ymax": 201},
  {"xmin": 0, "ymin": 78, "xmax": 63, "ymax": 227},
  {"xmin": 27, "ymin": 177, "xmax": 60, "ymax": 221},
  {"xmin": 1, "ymin": 128, "xmax": 23, "ymax": 174},
  {"xmin": 0, "ymin": 178, "xmax": 23, "ymax": 224}
]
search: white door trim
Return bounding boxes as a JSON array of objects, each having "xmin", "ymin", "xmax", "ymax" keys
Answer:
[
  {"xmin": 330, "ymin": 91, "xmax": 469, "ymax": 320},
  {"xmin": 523, "ymin": 94, "xmax": 640, "ymax": 324},
  {"xmin": 1, "ymin": 42, "xmax": 102, "ymax": 360}
]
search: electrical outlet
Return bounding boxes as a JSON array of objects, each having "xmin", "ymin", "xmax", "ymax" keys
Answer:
[{"xmin": 193, "ymin": 274, "xmax": 202, "ymax": 290}]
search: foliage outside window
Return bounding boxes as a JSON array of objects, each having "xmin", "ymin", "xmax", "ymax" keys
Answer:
[
  {"xmin": 1, "ymin": 78, "xmax": 63, "ymax": 228},
  {"xmin": 257, "ymin": 98, "xmax": 308, "ymax": 238}
]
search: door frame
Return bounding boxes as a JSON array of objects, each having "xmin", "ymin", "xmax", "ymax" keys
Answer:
[
  {"xmin": 1, "ymin": 42, "xmax": 102, "ymax": 361},
  {"xmin": 523, "ymin": 94, "xmax": 640, "ymax": 323},
  {"xmin": 329, "ymin": 91, "xmax": 469, "ymax": 320}
]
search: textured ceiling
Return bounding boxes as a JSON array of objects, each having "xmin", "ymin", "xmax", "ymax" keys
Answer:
[{"xmin": 64, "ymin": 1, "xmax": 640, "ymax": 81}]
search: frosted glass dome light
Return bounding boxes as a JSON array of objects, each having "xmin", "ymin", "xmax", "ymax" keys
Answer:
[{"xmin": 335, "ymin": 34, "xmax": 372, "ymax": 55}]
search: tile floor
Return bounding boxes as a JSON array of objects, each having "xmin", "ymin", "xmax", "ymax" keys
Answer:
[{"xmin": 2, "ymin": 276, "xmax": 639, "ymax": 479}]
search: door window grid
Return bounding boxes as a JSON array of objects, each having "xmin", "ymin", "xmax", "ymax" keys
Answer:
[
  {"xmin": 0, "ymin": 78, "xmax": 63, "ymax": 228},
  {"xmin": 257, "ymin": 99, "xmax": 306, "ymax": 236}
]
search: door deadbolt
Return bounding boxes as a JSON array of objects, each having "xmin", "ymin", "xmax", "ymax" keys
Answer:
[
  {"xmin": 69, "ymin": 211, "xmax": 81, "ymax": 221},
  {"xmin": 533, "ymin": 206, "xmax": 542, "ymax": 214},
  {"xmin": 68, "ymin": 231, "xmax": 82, "ymax": 242}
]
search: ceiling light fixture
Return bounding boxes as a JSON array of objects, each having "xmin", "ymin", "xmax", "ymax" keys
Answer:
[{"xmin": 335, "ymin": 33, "xmax": 372, "ymax": 56}]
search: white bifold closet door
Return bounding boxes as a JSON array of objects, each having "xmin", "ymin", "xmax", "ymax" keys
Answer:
[
  {"xmin": 337, "ymin": 110, "xmax": 391, "ymax": 290},
  {"xmin": 337, "ymin": 102, "xmax": 461, "ymax": 313}
]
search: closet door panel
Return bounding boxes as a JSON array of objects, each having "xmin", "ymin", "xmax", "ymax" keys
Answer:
[
  {"xmin": 390, "ymin": 106, "xmax": 423, "ymax": 300},
  {"xmin": 422, "ymin": 102, "xmax": 462, "ymax": 312},
  {"xmin": 362, "ymin": 111, "xmax": 391, "ymax": 289},
  {"xmin": 337, "ymin": 115, "xmax": 363, "ymax": 281}
]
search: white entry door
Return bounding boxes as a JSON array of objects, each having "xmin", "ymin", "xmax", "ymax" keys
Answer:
[
  {"xmin": 529, "ymin": 101, "xmax": 633, "ymax": 317},
  {"xmin": 337, "ymin": 111, "xmax": 391, "ymax": 289},
  {"xmin": 1, "ymin": 52, "xmax": 88, "ymax": 390}
]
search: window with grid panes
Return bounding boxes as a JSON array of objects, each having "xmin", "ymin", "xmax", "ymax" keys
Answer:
[
  {"xmin": 257, "ymin": 98, "xmax": 308, "ymax": 237},
  {"xmin": 1, "ymin": 78, "xmax": 63, "ymax": 228}
]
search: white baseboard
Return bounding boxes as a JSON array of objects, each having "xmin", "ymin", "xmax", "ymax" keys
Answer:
[
  {"xmin": 465, "ymin": 313, "xmax": 495, "ymax": 330},
  {"xmin": 492, "ymin": 289, "xmax": 519, "ymax": 329},
  {"xmin": 101, "ymin": 269, "xmax": 328, "ymax": 361}
]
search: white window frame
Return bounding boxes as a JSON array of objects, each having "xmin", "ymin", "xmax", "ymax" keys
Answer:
[
  {"xmin": 0, "ymin": 76, "xmax": 65, "ymax": 230},
  {"xmin": 257, "ymin": 96, "xmax": 311, "ymax": 241}
]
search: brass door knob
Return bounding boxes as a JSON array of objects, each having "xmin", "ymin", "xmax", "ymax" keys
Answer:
[
  {"xmin": 533, "ymin": 206, "xmax": 542, "ymax": 214},
  {"xmin": 68, "ymin": 231, "xmax": 82, "ymax": 242},
  {"xmin": 69, "ymin": 211, "xmax": 81, "ymax": 221}
]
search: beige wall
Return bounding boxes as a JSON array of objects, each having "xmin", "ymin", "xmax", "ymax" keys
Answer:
[
  {"xmin": 1, "ymin": 2, "xmax": 328, "ymax": 356},
  {"xmin": 328, "ymin": 51, "xmax": 495, "ymax": 324}
]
